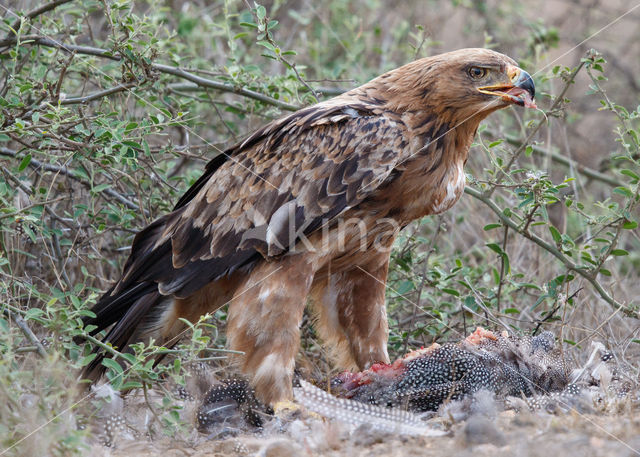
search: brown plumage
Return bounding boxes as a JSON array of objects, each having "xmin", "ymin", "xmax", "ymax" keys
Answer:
[{"xmin": 83, "ymin": 48, "xmax": 536, "ymax": 404}]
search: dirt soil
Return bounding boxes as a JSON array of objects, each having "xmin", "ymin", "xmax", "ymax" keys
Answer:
[{"xmin": 98, "ymin": 394, "xmax": 640, "ymax": 457}]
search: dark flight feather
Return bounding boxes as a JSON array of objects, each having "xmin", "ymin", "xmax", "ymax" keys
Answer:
[{"xmin": 83, "ymin": 103, "xmax": 409, "ymax": 341}]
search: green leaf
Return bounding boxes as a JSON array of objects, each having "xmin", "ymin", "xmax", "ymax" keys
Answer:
[
  {"xmin": 463, "ymin": 295, "xmax": 476, "ymax": 308},
  {"xmin": 483, "ymin": 223, "xmax": 502, "ymax": 231},
  {"xmin": 486, "ymin": 243, "xmax": 503, "ymax": 255},
  {"xmin": 492, "ymin": 266, "xmax": 500, "ymax": 285},
  {"xmin": 395, "ymin": 280, "xmax": 414, "ymax": 295},
  {"xmin": 267, "ymin": 20, "xmax": 278, "ymax": 30},
  {"xmin": 25, "ymin": 308, "xmax": 44, "ymax": 320},
  {"xmin": 121, "ymin": 140, "xmax": 142, "ymax": 150},
  {"xmin": 124, "ymin": 122, "xmax": 138, "ymax": 132},
  {"xmin": 610, "ymin": 249, "xmax": 628, "ymax": 256},
  {"xmin": 623, "ymin": 220, "xmax": 638, "ymax": 230},
  {"xmin": 18, "ymin": 154, "xmax": 31, "ymax": 171},
  {"xmin": 92, "ymin": 183, "xmax": 111, "ymax": 193},
  {"xmin": 120, "ymin": 353, "xmax": 137, "ymax": 364},
  {"xmin": 548, "ymin": 225, "xmax": 562, "ymax": 244},
  {"xmin": 142, "ymin": 139, "xmax": 150, "ymax": 157},
  {"xmin": 613, "ymin": 187, "xmax": 633, "ymax": 198},
  {"xmin": 80, "ymin": 353, "xmax": 98, "ymax": 367},
  {"xmin": 102, "ymin": 358, "xmax": 124, "ymax": 375},
  {"xmin": 441, "ymin": 288, "xmax": 460, "ymax": 297},
  {"xmin": 256, "ymin": 40, "xmax": 275, "ymax": 52},
  {"xmin": 599, "ymin": 268, "xmax": 611, "ymax": 276},
  {"xmin": 620, "ymin": 169, "xmax": 639, "ymax": 181},
  {"xmin": 504, "ymin": 308, "xmax": 520, "ymax": 314}
]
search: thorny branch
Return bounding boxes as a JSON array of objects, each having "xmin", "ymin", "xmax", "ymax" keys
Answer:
[
  {"xmin": 0, "ymin": 35, "xmax": 299, "ymax": 111},
  {"xmin": 464, "ymin": 186, "xmax": 632, "ymax": 316},
  {"xmin": 5, "ymin": 0, "xmax": 74, "ymax": 37},
  {"xmin": 583, "ymin": 59, "xmax": 640, "ymax": 278},
  {"xmin": 495, "ymin": 225, "xmax": 509, "ymax": 312},
  {"xmin": 483, "ymin": 130, "xmax": 623, "ymax": 188},
  {"xmin": 61, "ymin": 81, "xmax": 139, "ymax": 105},
  {"xmin": 1, "ymin": 307, "xmax": 48, "ymax": 357},
  {"xmin": 0, "ymin": 146, "xmax": 149, "ymax": 215},
  {"xmin": 243, "ymin": 0, "xmax": 320, "ymax": 101},
  {"xmin": 486, "ymin": 62, "xmax": 586, "ymax": 198}
]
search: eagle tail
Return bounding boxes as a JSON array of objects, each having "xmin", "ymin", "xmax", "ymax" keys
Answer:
[
  {"xmin": 80, "ymin": 212, "xmax": 177, "ymax": 382},
  {"xmin": 81, "ymin": 282, "xmax": 170, "ymax": 383}
]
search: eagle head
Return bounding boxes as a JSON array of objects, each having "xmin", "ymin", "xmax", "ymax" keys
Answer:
[
  {"xmin": 427, "ymin": 48, "xmax": 536, "ymax": 116},
  {"xmin": 375, "ymin": 48, "xmax": 536, "ymax": 122}
]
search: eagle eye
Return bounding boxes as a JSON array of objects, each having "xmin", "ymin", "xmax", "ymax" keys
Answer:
[{"xmin": 468, "ymin": 66, "xmax": 488, "ymax": 79}]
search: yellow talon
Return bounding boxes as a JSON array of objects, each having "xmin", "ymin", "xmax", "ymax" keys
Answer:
[{"xmin": 272, "ymin": 400, "xmax": 301, "ymax": 415}]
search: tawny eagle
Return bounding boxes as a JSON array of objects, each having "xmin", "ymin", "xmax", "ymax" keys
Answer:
[{"xmin": 84, "ymin": 48, "xmax": 535, "ymax": 403}]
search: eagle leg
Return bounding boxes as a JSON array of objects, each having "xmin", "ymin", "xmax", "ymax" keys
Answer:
[
  {"xmin": 226, "ymin": 253, "xmax": 316, "ymax": 405},
  {"xmin": 310, "ymin": 251, "xmax": 391, "ymax": 371}
]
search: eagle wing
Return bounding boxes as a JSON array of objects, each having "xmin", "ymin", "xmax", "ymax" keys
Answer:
[{"xmin": 106, "ymin": 100, "xmax": 410, "ymax": 309}]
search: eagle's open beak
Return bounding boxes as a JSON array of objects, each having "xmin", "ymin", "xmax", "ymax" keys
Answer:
[{"xmin": 478, "ymin": 66, "xmax": 536, "ymax": 108}]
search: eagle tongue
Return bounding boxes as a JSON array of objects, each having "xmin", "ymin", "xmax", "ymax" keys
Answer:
[
  {"xmin": 506, "ymin": 87, "xmax": 537, "ymax": 109},
  {"xmin": 521, "ymin": 92, "xmax": 537, "ymax": 109}
]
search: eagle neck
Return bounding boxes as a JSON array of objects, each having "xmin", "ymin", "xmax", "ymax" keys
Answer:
[{"xmin": 376, "ymin": 111, "xmax": 482, "ymax": 223}]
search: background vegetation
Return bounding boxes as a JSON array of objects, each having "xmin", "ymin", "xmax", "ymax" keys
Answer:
[{"xmin": 0, "ymin": 0, "xmax": 638, "ymax": 455}]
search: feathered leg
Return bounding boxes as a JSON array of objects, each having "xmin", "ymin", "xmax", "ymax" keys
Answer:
[
  {"xmin": 226, "ymin": 253, "xmax": 316, "ymax": 404},
  {"xmin": 310, "ymin": 251, "xmax": 391, "ymax": 370}
]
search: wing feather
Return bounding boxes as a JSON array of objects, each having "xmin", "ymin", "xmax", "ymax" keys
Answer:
[{"xmin": 116, "ymin": 100, "xmax": 410, "ymax": 298}]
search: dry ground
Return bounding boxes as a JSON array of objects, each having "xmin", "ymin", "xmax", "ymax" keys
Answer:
[{"xmin": 102, "ymin": 401, "xmax": 640, "ymax": 457}]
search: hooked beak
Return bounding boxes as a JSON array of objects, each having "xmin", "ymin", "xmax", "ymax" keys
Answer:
[{"xmin": 478, "ymin": 65, "xmax": 536, "ymax": 108}]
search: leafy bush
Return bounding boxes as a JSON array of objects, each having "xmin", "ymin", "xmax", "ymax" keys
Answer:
[{"xmin": 0, "ymin": 0, "xmax": 638, "ymax": 454}]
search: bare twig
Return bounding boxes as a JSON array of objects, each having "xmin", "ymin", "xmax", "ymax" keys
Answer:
[
  {"xmin": 0, "ymin": 165, "xmax": 71, "ymax": 227},
  {"xmin": 484, "ymin": 130, "xmax": 623, "ymax": 188},
  {"xmin": 0, "ymin": 35, "xmax": 116, "ymax": 57},
  {"xmin": 61, "ymin": 81, "xmax": 139, "ymax": 105},
  {"xmin": 0, "ymin": 146, "xmax": 149, "ymax": 215},
  {"xmin": 582, "ymin": 62, "xmax": 640, "ymax": 277},
  {"xmin": 243, "ymin": 0, "xmax": 320, "ymax": 101},
  {"xmin": 50, "ymin": 219, "xmax": 72, "ymax": 291},
  {"xmin": 156, "ymin": 68, "xmax": 299, "ymax": 111},
  {"xmin": 401, "ymin": 217, "xmax": 443, "ymax": 353},
  {"xmin": 6, "ymin": 0, "xmax": 74, "ymax": 37},
  {"xmin": 464, "ymin": 186, "xmax": 633, "ymax": 315},
  {"xmin": 487, "ymin": 62, "xmax": 586, "ymax": 197},
  {"xmin": 495, "ymin": 225, "xmax": 509, "ymax": 312},
  {"xmin": 0, "ymin": 36, "xmax": 300, "ymax": 111},
  {"xmin": 2, "ymin": 307, "xmax": 48, "ymax": 357},
  {"xmin": 142, "ymin": 383, "xmax": 161, "ymax": 433},
  {"xmin": 209, "ymin": 93, "xmax": 238, "ymax": 142}
]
